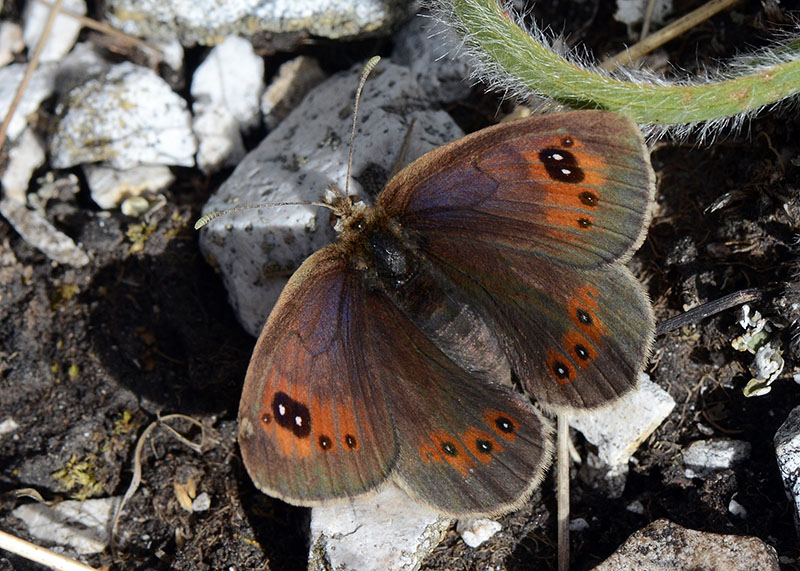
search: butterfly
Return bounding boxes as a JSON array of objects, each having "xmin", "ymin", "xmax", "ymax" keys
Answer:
[{"xmin": 236, "ymin": 109, "xmax": 655, "ymax": 517}]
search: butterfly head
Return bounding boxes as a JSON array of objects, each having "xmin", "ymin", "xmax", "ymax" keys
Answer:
[{"xmin": 324, "ymin": 184, "xmax": 373, "ymax": 238}]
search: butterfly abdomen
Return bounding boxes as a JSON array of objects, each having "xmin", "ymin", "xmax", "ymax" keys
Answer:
[{"xmin": 361, "ymin": 218, "xmax": 510, "ymax": 383}]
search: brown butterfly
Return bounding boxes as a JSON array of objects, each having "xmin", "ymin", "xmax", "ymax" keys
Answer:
[{"xmin": 236, "ymin": 109, "xmax": 654, "ymax": 516}]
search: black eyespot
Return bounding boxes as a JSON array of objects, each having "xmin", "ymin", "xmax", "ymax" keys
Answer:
[
  {"xmin": 272, "ymin": 392, "xmax": 311, "ymax": 438},
  {"xmin": 539, "ymin": 148, "xmax": 585, "ymax": 183},
  {"xmin": 318, "ymin": 435, "xmax": 332, "ymax": 450},
  {"xmin": 577, "ymin": 217, "xmax": 592, "ymax": 228},
  {"xmin": 578, "ymin": 191, "xmax": 598, "ymax": 207},
  {"xmin": 476, "ymin": 439, "xmax": 493, "ymax": 454},
  {"xmin": 561, "ymin": 136, "xmax": 574, "ymax": 147},
  {"xmin": 553, "ymin": 361, "xmax": 571, "ymax": 379},
  {"xmin": 577, "ymin": 309, "xmax": 592, "ymax": 325},
  {"xmin": 261, "ymin": 413, "xmax": 272, "ymax": 425},
  {"xmin": 495, "ymin": 417, "xmax": 516, "ymax": 434},
  {"xmin": 344, "ymin": 434, "xmax": 358, "ymax": 449},
  {"xmin": 575, "ymin": 344, "xmax": 590, "ymax": 360},
  {"xmin": 441, "ymin": 441, "xmax": 458, "ymax": 456}
]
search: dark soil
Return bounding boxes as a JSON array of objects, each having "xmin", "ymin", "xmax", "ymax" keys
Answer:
[{"xmin": 2, "ymin": 1, "xmax": 800, "ymax": 570}]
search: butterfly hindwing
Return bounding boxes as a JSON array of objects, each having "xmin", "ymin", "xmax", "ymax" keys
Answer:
[
  {"xmin": 362, "ymin": 292, "xmax": 553, "ymax": 516},
  {"xmin": 414, "ymin": 236, "xmax": 653, "ymax": 409},
  {"xmin": 238, "ymin": 248, "xmax": 398, "ymax": 505}
]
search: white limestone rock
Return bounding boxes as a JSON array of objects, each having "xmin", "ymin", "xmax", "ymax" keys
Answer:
[
  {"xmin": 309, "ymin": 484, "xmax": 450, "ymax": 571},
  {"xmin": 12, "ymin": 497, "xmax": 122, "ymax": 555},
  {"xmin": 682, "ymin": 439, "xmax": 751, "ymax": 478},
  {"xmin": 84, "ymin": 164, "xmax": 175, "ymax": 210},
  {"xmin": 23, "ymin": 0, "xmax": 86, "ymax": 63},
  {"xmin": 1, "ymin": 127, "xmax": 46, "ymax": 202},
  {"xmin": 191, "ymin": 36, "xmax": 264, "ymax": 132},
  {"xmin": 0, "ymin": 21, "xmax": 24, "ymax": 67},
  {"xmin": 105, "ymin": 0, "xmax": 411, "ymax": 45},
  {"xmin": 569, "ymin": 373, "xmax": 675, "ymax": 467},
  {"xmin": 50, "ymin": 62, "xmax": 196, "ymax": 170},
  {"xmin": 0, "ymin": 62, "xmax": 56, "ymax": 142},
  {"xmin": 0, "ymin": 198, "xmax": 89, "ymax": 267},
  {"xmin": 774, "ymin": 405, "xmax": 800, "ymax": 533}
]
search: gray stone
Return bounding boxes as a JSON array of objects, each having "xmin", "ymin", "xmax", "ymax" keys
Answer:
[
  {"xmin": 594, "ymin": 518, "xmax": 779, "ymax": 570},
  {"xmin": 198, "ymin": 59, "xmax": 464, "ymax": 336}
]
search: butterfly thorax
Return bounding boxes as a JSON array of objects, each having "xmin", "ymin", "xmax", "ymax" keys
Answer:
[{"xmin": 337, "ymin": 205, "xmax": 512, "ymax": 384}]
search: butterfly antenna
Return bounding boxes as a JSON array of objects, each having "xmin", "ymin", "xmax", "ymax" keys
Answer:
[
  {"xmin": 344, "ymin": 55, "xmax": 382, "ymax": 197},
  {"xmin": 194, "ymin": 201, "xmax": 332, "ymax": 230}
]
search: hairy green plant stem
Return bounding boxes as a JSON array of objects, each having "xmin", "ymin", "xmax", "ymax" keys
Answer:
[{"xmin": 449, "ymin": 0, "xmax": 800, "ymax": 125}]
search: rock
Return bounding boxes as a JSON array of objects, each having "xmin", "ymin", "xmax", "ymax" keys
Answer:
[
  {"xmin": 1, "ymin": 127, "xmax": 46, "ymax": 202},
  {"xmin": 392, "ymin": 12, "xmax": 473, "ymax": 103},
  {"xmin": 0, "ymin": 21, "xmax": 24, "ymax": 67},
  {"xmin": 309, "ymin": 484, "xmax": 450, "ymax": 571},
  {"xmin": 594, "ymin": 518, "xmax": 779, "ymax": 570},
  {"xmin": 0, "ymin": 198, "xmax": 89, "ymax": 267},
  {"xmin": 569, "ymin": 373, "xmax": 675, "ymax": 467},
  {"xmin": 105, "ymin": 0, "xmax": 412, "ymax": 45},
  {"xmin": 198, "ymin": 59, "xmax": 464, "ymax": 336},
  {"xmin": 50, "ymin": 61, "xmax": 196, "ymax": 170},
  {"xmin": 12, "ymin": 497, "xmax": 122, "ymax": 555},
  {"xmin": 682, "ymin": 439, "xmax": 751, "ymax": 478},
  {"xmin": 613, "ymin": 0, "xmax": 673, "ymax": 26},
  {"xmin": 191, "ymin": 35, "xmax": 264, "ymax": 171},
  {"xmin": 261, "ymin": 55, "xmax": 326, "ymax": 130},
  {"xmin": 23, "ymin": 0, "xmax": 86, "ymax": 63},
  {"xmin": 457, "ymin": 518, "xmax": 502, "ymax": 548},
  {"xmin": 191, "ymin": 36, "xmax": 264, "ymax": 131},
  {"xmin": 0, "ymin": 62, "xmax": 56, "ymax": 142},
  {"xmin": 83, "ymin": 164, "xmax": 175, "ymax": 210},
  {"xmin": 774, "ymin": 405, "xmax": 800, "ymax": 533},
  {"xmin": 192, "ymin": 105, "xmax": 245, "ymax": 173},
  {"xmin": 0, "ymin": 417, "xmax": 19, "ymax": 436}
]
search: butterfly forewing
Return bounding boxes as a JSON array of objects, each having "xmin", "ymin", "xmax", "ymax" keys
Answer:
[
  {"xmin": 238, "ymin": 248, "xmax": 398, "ymax": 505},
  {"xmin": 380, "ymin": 111, "xmax": 654, "ymax": 268}
]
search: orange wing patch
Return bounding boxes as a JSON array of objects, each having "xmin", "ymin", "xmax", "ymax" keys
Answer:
[
  {"xmin": 461, "ymin": 426, "xmax": 504, "ymax": 464},
  {"xmin": 418, "ymin": 430, "xmax": 477, "ymax": 477}
]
